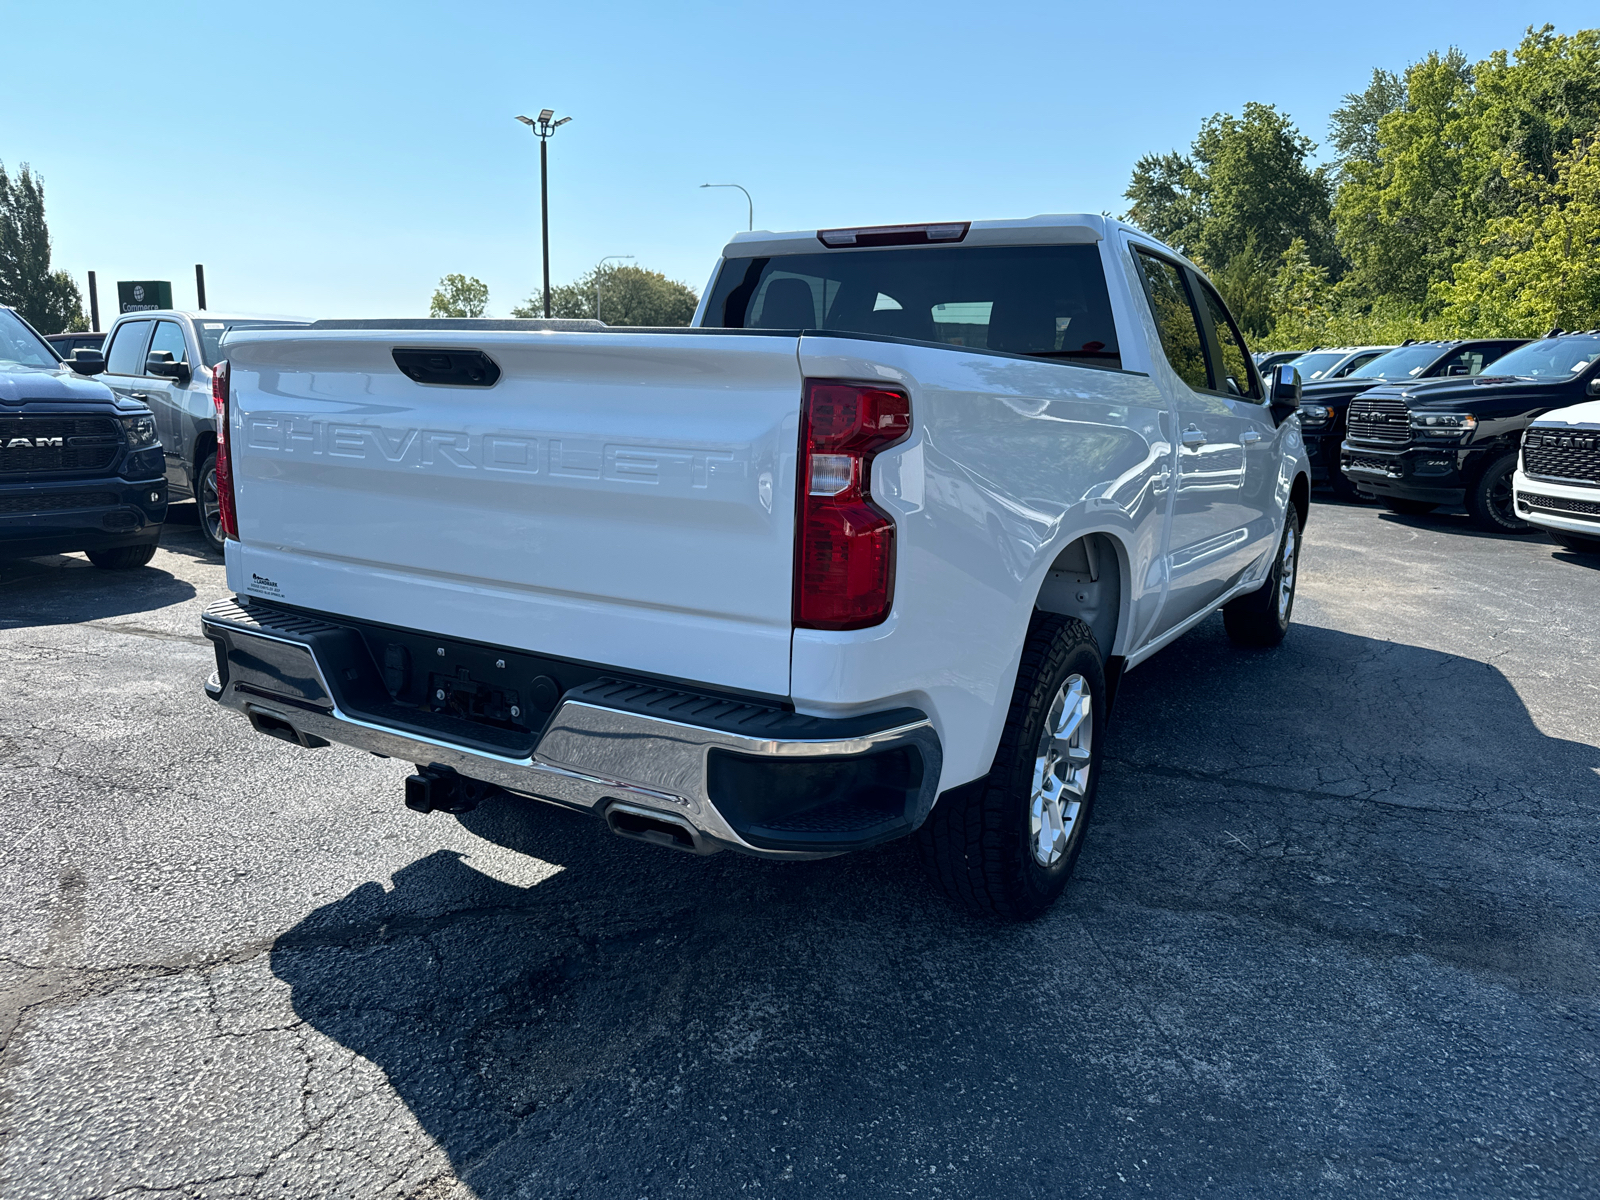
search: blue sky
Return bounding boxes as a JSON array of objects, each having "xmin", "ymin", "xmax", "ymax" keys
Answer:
[{"xmin": 6, "ymin": 1, "xmax": 1593, "ymax": 321}]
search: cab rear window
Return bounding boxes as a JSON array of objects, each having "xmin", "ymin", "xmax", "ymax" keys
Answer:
[{"xmin": 704, "ymin": 245, "xmax": 1121, "ymax": 368}]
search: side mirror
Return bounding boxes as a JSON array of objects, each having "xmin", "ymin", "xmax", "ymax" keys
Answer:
[
  {"xmin": 1587, "ymin": 376, "xmax": 1600, "ymax": 396},
  {"xmin": 65, "ymin": 348, "xmax": 105, "ymax": 375},
  {"xmin": 145, "ymin": 350, "xmax": 191, "ymax": 383},
  {"xmin": 1270, "ymin": 363, "xmax": 1302, "ymax": 421}
]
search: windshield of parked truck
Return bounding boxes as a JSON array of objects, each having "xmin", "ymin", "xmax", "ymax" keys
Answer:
[
  {"xmin": 1287, "ymin": 351, "xmax": 1351, "ymax": 380},
  {"xmin": 1476, "ymin": 335, "xmax": 1600, "ymax": 381},
  {"xmin": 195, "ymin": 319, "xmax": 298, "ymax": 366},
  {"xmin": 1345, "ymin": 345, "xmax": 1450, "ymax": 381},
  {"xmin": 0, "ymin": 308, "xmax": 60, "ymax": 369},
  {"xmin": 703, "ymin": 245, "xmax": 1122, "ymax": 367}
]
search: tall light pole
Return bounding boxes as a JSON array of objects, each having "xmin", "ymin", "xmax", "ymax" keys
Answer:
[
  {"xmin": 700, "ymin": 183, "xmax": 753, "ymax": 231},
  {"xmin": 595, "ymin": 255, "xmax": 634, "ymax": 323},
  {"xmin": 515, "ymin": 109, "xmax": 573, "ymax": 317}
]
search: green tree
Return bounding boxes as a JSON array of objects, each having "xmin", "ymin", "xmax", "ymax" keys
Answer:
[
  {"xmin": 1329, "ymin": 68, "xmax": 1406, "ymax": 172},
  {"xmin": 0, "ymin": 162, "xmax": 85, "ymax": 334},
  {"xmin": 1332, "ymin": 28, "xmax": 1600, "ymax": 315},
  {"xmin": 429, "ymin": 274, "xmax": 489, "ymax": 318},
  {"xmin": 1124, "ymin": 104, "xmax": 1336, "ymax": 339},
  {"xmin": 1125, "ymin": 104, "xmax": 1336, "ymax": 273},
  {"xmin": 513, "ymin": 262, "xmax": 699, "ymax": 326},
  {"xmin": 1434, "ymin": 138, "xmax": 1600, "ymax": 335}
]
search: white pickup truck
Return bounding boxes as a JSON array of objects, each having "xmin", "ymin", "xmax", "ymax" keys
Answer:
[{"xmin": 201, "ymin": 215, "xmax": 1310, "ymax": 919}]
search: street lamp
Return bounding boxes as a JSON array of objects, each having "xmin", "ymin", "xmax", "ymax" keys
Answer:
[
  {"xmin": 595, "ymin": 255, "xmax": 634, "ymax": 323},
  {"xmin": 515, "ymin": 109, "xmax": 573, "ymax": 318},
  {"xmin": 700, "ymin": 183, "xmax": 753, "ymax": 231}
]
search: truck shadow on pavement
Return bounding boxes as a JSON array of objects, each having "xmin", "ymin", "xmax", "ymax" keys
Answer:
[
  {"xmin": 0, "ymin": 554, "xmax": 195, "ymax": 626},
  {"xmin": 269, "ymin": 620, "xmax": 1600, "ymax": 1198}
]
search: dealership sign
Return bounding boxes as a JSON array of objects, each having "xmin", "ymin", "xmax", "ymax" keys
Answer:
[{"xmin": 117, "ymin": 280, "xmax": 173, "ymax": 313}]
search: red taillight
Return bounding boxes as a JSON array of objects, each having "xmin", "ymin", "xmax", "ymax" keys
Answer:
[
  {"xmin": 211, "ymin": 359, "xmax": 239, "ymax": 540},
  {"xmin": 794, "ymin": 380, "xmax": 912, "ymax": 630}
]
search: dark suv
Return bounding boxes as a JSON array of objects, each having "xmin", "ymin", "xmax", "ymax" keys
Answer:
[
  {"xmin": 0, "ymin": 307, "xmax": 168, "ymax": 567},
  {"xmin": 1340, "ymin": 331, "xmax": 1600, "ymax": 532},
  {"xmin": 1299, "ymin": 338, "xmax": 1526, "ymax": 500}
]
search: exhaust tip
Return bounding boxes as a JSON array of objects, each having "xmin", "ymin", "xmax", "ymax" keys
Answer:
[{"xmin": 605, "ymin": 802, "xmax": 717, "ymax": 855}]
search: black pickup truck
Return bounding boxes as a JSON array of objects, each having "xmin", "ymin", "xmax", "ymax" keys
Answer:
[
  {"xmin": 1300, "ymin": 338, "xmax": 1525, "ymax": 500},
  {"xmin": 1340, "ymin": 331, "xmax": 1600, "ymax": 532},
  {"xmin": 0, "ymin": 306, "xmax": 168, "ymax": 567}
]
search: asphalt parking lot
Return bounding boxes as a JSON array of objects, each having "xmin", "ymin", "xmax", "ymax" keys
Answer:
[{"xmin": 2, "ymin": 498, "xmax": 1597, "ymax": 1200}]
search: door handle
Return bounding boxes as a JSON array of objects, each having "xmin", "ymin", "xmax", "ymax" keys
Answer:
[
  {"xmin": 1241, "ymin": 430, "xmax": 1263, "ymax": 444},
  {"xmin": 1180, "ymin": 426, "xmax": 1207, "ymax": 447}
]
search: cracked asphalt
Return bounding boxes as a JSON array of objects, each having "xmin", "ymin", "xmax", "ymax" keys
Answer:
[{"xmin": 2, "ymin": 498, "xmax": 1597, "ymax": 1199}]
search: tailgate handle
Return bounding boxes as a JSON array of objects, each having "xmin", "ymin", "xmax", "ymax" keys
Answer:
[{"xmin": 392, "ymin": 348, "xmax": 502, "ymax": 388}]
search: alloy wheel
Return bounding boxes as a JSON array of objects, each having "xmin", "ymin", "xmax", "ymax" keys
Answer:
[
  {"xmin": 1277, "ymin": 522, "xmax": 1298, "ymax": 621},
  {"xmin": 201, "ymin": 466, "xmax": 223, "ymax": 547},
  {"xmin": 1030, "ymin": 674, "xmax": 1093, "ymax": 866}
]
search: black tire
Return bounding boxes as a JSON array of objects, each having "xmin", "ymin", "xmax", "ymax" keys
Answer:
[
  {"xmin": 1550, "ymin": 530, "xmax": 1600, "ymax": 555},
  {"xmin": 1384, "ymin": 499, "xmax": 1438, "ymax": 516},
  {"xmin": 916, "ymin": 614, "xmax": 1105, "ymax": 921},
  {"xmin": 1465, "ymin": 452, "xmax": 1532, "ymax": 533},
  {"xmin": 86, "ymin": 541, "xmax": 157, "ymax": 570},
  {"xmin": 1223, "ymin": 512, "xmax": 1302, "ymax": 647},
  {"xmin": 197, "ymin": 449, "xmax": 226, "ymax": 555}
]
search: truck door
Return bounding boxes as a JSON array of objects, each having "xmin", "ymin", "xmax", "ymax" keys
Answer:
[
  {"xmin": 101, "ymin": 318, "xmax": 155, "ymax": 426},
  {"xmin": 1189, "ymin": 274, "xmax": 1277, "ymax": 579},
  {"xmin": 142, "ymin": 321, "xmax": 194, "ymax": 492},
  {"xmin": 1128, "ymin": 247, "xmax": 1249, "ymax": 635}
]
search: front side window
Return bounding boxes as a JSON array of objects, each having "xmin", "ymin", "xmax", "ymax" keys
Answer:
[
  {"xmin": 0, "ymin": 309, "xmax": 59, "ymax": 368},
  {"xmin": 1195, "ymin": 281, "xmax": 1261, "ymax": 399},
  {"xmin": 147, "ymin": 321, "xmax": 190, "ymax": 370},
  {"xmin": 1132, "ymin": 248, "xmax": 1208, "ymax": 391},
  {"xmin": 105, "ymin": 320, "xmax": 154, "ymax": 376},
  {"xmin": 705, "ymin": 245, "xmax": 1122, "ymax": 367}
]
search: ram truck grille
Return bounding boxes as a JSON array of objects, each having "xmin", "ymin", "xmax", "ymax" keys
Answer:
[
  {"xmin": 0, "ymin": 416, "xmax": 122, "ymax": 475},
  {"xmin": 1346, "ymin": 396, "xmax": 1410, "ymax": 445},
  {"xmin": 1523, "ymin": 429, "xmax": 1600, "ymax": 487}
]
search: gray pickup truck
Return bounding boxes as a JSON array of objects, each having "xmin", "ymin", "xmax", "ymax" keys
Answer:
[{"xmin": 94, "ymin": 310, "xmax": 297, "ymax": 551}]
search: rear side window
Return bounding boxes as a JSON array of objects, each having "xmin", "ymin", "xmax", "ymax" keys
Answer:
[
  {"xmin": 704, "ymin": 245, "xmax": 1121, "ymax": 367},
  {"xmin": 1132, "ymin": 248, "xmax": 1208, "ymax": 391},
  {"xmin": 1195, "ymin": 281, "xmax": 1262, "ymax": 399},
  {"xmin": 105, "ymin": 320, "xmax": 153, "ymax": 376}
]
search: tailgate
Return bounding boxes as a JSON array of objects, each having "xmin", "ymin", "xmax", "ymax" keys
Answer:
[{"xmin": 221, "ymin": 329, "xmax": 802, "ymax": 697}]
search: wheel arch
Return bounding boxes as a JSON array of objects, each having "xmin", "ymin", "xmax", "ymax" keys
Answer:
[
  {"xmin": 1290, "ymin": 471, "xmax": 1310, "ymax": 530},
  {"xmin": 192, "ymin": 429, "xmax": 217, "ymax": 481},
  {"xmin": 1031, "ymin": 530, "xmax": 1129, "ymax": 663}
]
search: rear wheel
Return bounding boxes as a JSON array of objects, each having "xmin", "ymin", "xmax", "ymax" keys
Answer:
[
  {"xmin": 917, "ymin": 615, "xmax": 1104, "ymax": 921},
  {"xmin": 1384, "ymin": 498, "xmax": 1438, "ymax": 516},
  {"xmin": 86, "ymin": 542, "xmax": 157, "ymax": 570},
  {"xmin": 1550, "ymin": 530, "xmax": 1600, "ymax": 555},
  {"xmin": 1223, "ymin": 513, "xmax": 1301, "ymax": 647},
  {"xmin": 197, "ymin": 450, "xmax": 225, "ymax": 554},
  {"xmin": 1465, "ymin": 452, "xmax": 1532, "ymax": 533}
]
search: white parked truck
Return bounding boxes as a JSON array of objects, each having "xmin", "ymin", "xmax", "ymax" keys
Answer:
[{"xmin": 201, "ymin": 215, "xmax": 1311, "ymax": 919}]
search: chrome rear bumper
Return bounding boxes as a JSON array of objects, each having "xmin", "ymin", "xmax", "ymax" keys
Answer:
[{"xmin": 201, "ymin": 598, "xmax": 941, "ymax": 859}]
